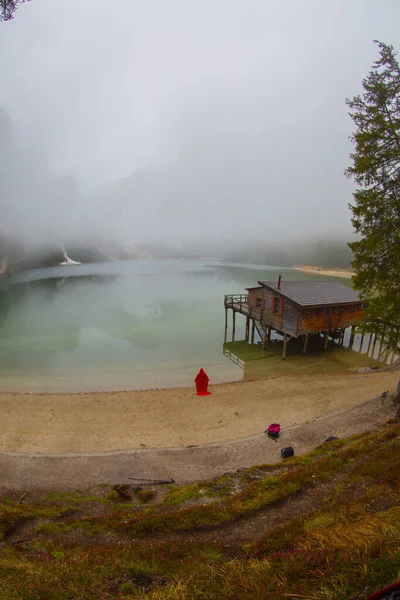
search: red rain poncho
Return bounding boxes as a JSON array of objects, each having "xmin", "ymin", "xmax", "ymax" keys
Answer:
[{"xmin": 195, "ymin": 368, "xmax": 211, "ymax": 396}]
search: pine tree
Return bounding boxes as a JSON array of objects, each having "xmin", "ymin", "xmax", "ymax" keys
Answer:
[
  {"xmin": 0, "ymin": 0, "xmax": 30, "ymax": 22},
  {"xmin": 346, "ymin": 41, "xmax": 400, "ymax": 354}
]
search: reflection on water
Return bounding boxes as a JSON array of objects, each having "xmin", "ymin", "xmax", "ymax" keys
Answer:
[
  {"xmin": 0, "ymin": 260, "xmax": 354, "ymax": 392},
  {"xmin": 223, "ymin": 335, "xmax": 380, "ymax": 382}
]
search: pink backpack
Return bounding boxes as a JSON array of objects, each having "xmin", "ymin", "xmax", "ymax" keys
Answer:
[
  {"xmin": 265, "ymin": 423, "xmax": 281, "ymax": 441},
  {"xmin": 267, "ymin": 423, "xmax": 281, "ymax": 434}
]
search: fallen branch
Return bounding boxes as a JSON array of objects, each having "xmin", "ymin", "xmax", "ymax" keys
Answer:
[{"xmin": 128, "ymin": 477, "xmax": 175, "ymax": 485}]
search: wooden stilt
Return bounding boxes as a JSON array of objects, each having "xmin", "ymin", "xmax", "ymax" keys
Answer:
[
  {"xmin": 282, "ymin": 334, "xmax": 288, "ymax": 360},
  {"xmin": 245, "ymin": 317, "xmax": 250, "ymax": 342},
  {"xmin": 232, "ymin": 311, "xmax": 236, "ymax": 342},
  {"xmin": 349, "ymin": 326, "xmax": 355, "ymax": 349},
  {"xmin": 378, "ymin": 326, "xmax": 387, "ymax": 360},
  {"xmin": 367, "ymin": 332, "xmax": 373, "ymax": 356},
  {"xmin": 371, "ymin": 332, "xmax": 378, "ymax": 359},
  {"xmin": 324, "ymin": 331, "xmax": 329, "ymax": 350},
  {"xmin": 388, "ymin": 329, "xmax": 399, "ymax": 364},
  {"xmin": 251, "ymin": 320, "xmax": 255, "ymax": 344},
  {"xmin": 391, "ymin": 330, "xmax": 399, "ymax": 363},
  {"xmin": 302, "ymin": 334, "xmax": 309, "ymax": 355},
  {"xmin": 360, "ymin": 330, "xmax": 365, "ymax": 353},
  {"xmin": 224, "ymin": 308, "xmax": 228, "ymax": 343},
  {"xmin": 267, "ymin": 327, "xmax": 271, "ymax": 341},
  {"xmin": 384, "ymin": 330, "xmax": 394, "ymax": 364},
  {"xmin": 263, "ymin": 325, "xmax": 268, "ymax": 349}
]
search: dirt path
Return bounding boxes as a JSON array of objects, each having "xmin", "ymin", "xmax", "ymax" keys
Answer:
[
  {"xmin": 0, "ymin": 393, "xmax": 396, "ymax": 492},
  {"xmin": 0, "ymin": 371, "xmax": 397, "ymax": 453}
]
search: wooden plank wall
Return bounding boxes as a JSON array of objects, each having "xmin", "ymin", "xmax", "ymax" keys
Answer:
[
  {"xmin": 282, "ymin": 302, "xmax": 299, "ymax": 337},
  {"xmin": 298, "ymin": 306, "xmax": 364, "ymax": 335},
  {"xmin": 247, "ymin": 290, "xmax": 364, "ymax": 337},
  {"xmin": 247, "ymin": 288, "xmax": 283, "ymax": 330}
]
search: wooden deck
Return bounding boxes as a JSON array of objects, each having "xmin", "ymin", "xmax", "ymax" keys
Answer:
[{"xmin": 224, "ymin": 294, "xmax": 275, "ymax": 331}]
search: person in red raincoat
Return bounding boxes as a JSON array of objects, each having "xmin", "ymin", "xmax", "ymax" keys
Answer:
[{"xmin": 195, "ymin": 368, "xmax": 211, "ymax": 396}]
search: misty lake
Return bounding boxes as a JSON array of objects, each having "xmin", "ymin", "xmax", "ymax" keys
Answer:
[{"xmin": 0, "ymin": 260, "xmax": 354, "ymax": 392}]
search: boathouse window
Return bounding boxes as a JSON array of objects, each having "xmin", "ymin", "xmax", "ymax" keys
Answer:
[
  {"xmin": 256, "ymin": 297, "xmax": 263, "ymax": 309},
  {"xmin": 273, "ymin": 296, "xmax": 282, "ymax": 315},
  {"xmin": 323, "ymin": 307, "xmax": 337, "ymax": 315}
]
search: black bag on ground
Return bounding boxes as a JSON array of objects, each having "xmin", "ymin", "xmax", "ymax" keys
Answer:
[
  {"xmin": 281, "ymin": 446, "xmax": 294, "ymax": 459},
  {"xmin": 267, "ymin": 431, "xmax": 280, "ymax": 440}
]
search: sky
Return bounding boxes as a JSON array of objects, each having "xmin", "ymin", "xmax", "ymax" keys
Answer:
[{"xmin": 1, "ymin": 0, "xmax": 400, "ymax": 246}]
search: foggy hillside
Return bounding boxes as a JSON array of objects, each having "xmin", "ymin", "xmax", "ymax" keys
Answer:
[{"xmin": 1, "ymin": 1, "xmax": 399, "ymax": 271}]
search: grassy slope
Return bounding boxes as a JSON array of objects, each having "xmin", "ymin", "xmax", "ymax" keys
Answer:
[{"xmin": 0, "ymin": 421, "xmax": 399, "ymax": 599}]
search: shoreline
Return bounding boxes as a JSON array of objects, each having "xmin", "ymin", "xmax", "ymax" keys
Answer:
[
  {"xmin": 0, "ymin": 371, "xmax": 397, "ymax": 454},
  {"xmin": 294, "ymin": 265, "xmax": 354, "ymax": 279},
  {"xmin": 0, "ymin": 393, "xmax": 395, "ymax": 490}
]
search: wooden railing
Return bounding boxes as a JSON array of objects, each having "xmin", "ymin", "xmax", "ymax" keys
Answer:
[
  {"xmin": 224, "ymin": 294, "xmax": 248, "ymax": 307},
  {"xmin": 223, "ymin": 346, "xmax": 245, "ymax": 369},
  {"xmin": 224, "ymin": 294, "xmax": 264, "ymax": 323}
]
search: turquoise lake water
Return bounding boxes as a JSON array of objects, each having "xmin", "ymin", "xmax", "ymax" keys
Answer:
[{"xmin": 0, "ymin": 260, "xmax": 350, "ymax": 392}]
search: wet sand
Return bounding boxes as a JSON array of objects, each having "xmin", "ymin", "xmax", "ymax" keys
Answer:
[{"xmin": 0, "ymin": 371, "xmax": 397, "ymax": 453}]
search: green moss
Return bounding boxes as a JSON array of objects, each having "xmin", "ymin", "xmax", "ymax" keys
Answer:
[
  {"xmin": 0, "ymin": 424, "xmax": 399, "ymax": 599},
  {"xmin": 304, "ymin": 513, "xmax": 336, "ymax": 532},
  {"xmin": 136, "ymin": 489, "xmax": 156, "ymax": 504},
  {"xmin": 43, "ymin": 490, "xmax": 107, "ymax": 504},
  {"xmin": 163, "ymin": 485, "xmax": 201, "ymax": 506},
  {"xmin": 106, "ymin": 490, "xmax": 124, "ymax": 503},
  {"xmin": 163, "ymin": 479, "xmax": 233, "ymax": 507},
  {"xmin": 0, "ymin": 500, "xmax": 72, "ymax": 540},
  {"xmin": 120, "ymin": 581, "xmax": 136, "ymax": 595},
  {"xmin": 35, "ymin": 521, "xmax": 76, "ymax": 535}
]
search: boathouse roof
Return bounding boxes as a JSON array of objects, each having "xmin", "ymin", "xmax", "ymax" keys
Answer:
[{"xmin": 257, "ymin": 280, "xmax": 360, "ymax": 307}]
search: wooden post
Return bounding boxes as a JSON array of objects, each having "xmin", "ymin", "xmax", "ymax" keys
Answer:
[
  {"xmin": 251, "ymin": 320, "xmax": 255, "ymax": 344},
  {"xmin": 384, "ymin": 330, "xmax": 394, "ymax": 364},
  {"xmin": 232, "ymin": 311, "xmax": 236, "ymax": 342},
  {"xmin": 388, "ymin": 330, "xmax": 399, "ymax": 364},
  {"xmin": 224, "ymin": 308, "xmax": 228, "ymax": 343},
  {"xmin": 371, "ymin": 332, "xmax": 378, "ymax": 359},
  {"xmin": 302, "ymin": 334, "xmax": 309, "ymax": 355},
  {"xmin": 349, "ymin": 326, "xmax": 355, "ymax": 349},
  {"xmin": 245, "ymin": 317, "xmax": 250, "ymax": 342},
  {"xmin": 324, "ymin": 331, "xmax": 329, "ymax": 350},
  {"xmin": 267, "ymin": 327, "xmax": 271, "ymax": 341},
  {"xmin": 378, "ymin": 326, "xmax": 387, "ymax": 359},
  {"xmin": 359, "ymin": 330, "xmax": 365, "ymax": 353},
  {"xmin": 366, "ymin": 332, "xmax": 373, "ymax": 356},
  {"xmin": 282, "ymin": 334, "xmax": 288, "ymax": 360},
  {"xmin": 391, "ymin": 330, "xmax": 399, "ymax": 364}
]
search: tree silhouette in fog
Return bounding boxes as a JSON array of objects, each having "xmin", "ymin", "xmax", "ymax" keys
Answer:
[{"xmin": 0, "ymin": 0, "xmax": 31, "ymax": 22}]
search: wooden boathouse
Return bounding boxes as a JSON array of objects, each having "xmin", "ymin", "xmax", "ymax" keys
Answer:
[{"xmin": 224, "ymin": 276, "xmax": 365, "ymax": 359}]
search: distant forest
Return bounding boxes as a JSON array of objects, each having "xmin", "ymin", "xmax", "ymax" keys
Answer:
[{"xmin": 140, "ymin": 238, "xmax": 354, "ymax": 269}]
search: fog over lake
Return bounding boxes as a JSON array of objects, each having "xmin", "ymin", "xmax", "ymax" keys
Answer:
[{"xmin": 0, "ymin": 260, "xmax": 343, "ymax": 392}]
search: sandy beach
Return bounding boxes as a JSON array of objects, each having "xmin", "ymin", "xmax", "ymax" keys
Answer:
[
  {"xmin": 0, "ymin": 371, "xmax": 397, "ymax": 454},
  {"xmin": 294, "ymin": 266, "xmax": 354, "ymax": 279}
]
